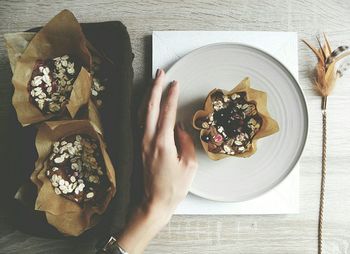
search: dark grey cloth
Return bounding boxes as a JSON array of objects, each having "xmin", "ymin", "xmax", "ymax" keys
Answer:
[{"xmin": 0, "ymin": 21, "xmax": 134, "ymax": 253}]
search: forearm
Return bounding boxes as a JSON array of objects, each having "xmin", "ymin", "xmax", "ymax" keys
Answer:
[
  {"xmin": 117, "ymin": 203, "xmax": 172, "ymax": 254},
  {"xmin": 101, "ymin": 70, "xmax": 197, "ymax": 254}
]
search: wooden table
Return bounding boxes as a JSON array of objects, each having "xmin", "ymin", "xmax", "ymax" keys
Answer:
[{"xmin": 1, "ymin": 1, "xmax": 350, "ymax": 253}]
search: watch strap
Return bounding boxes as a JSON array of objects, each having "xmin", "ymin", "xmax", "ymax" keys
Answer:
[{"xmin": 99, "ymin": 236, "xmax": 128, "ymax": 254}]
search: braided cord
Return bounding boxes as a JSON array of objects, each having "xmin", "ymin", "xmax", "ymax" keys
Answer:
[{"xmin": 318, "ymin": 110, "xmax": 327, "ymax": 254}]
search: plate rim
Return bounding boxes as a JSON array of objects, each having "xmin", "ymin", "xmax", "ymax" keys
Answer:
[{"xmin": 165, "ymin": 42, "xmax": 309, "ymax": 202}]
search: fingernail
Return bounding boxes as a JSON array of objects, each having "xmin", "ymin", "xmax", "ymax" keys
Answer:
[
  {"xmin": 172, "ymin": 80, "xmax": 178, "ymax": 86},
  {"xmin": 156, "ymin": 68, "xmax": 162, "ymax": 78},
  {"xmin": 178, "ymin": 121, "xmax": 185, "ymax": 130}
]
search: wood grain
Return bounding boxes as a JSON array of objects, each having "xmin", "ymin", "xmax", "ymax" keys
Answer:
[{"xmin": 1, "ymin": 0, "xmax": 350, "ymax": 253}]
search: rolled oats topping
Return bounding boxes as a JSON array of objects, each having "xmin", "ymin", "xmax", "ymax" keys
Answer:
[
  {"xmin": 28, "ymin": 55, "xmax": 81, "ymax": 114},
  {"xmin": 90, "ymin": 54, "xmax": 106, "ymax": 107},
  {"xmin": 196, "ymin": 91, "xmax": 263, "ymax": 155},
  {"xmin": 46, "ymin": 134, "xmax": 109, "ymax": 204}
]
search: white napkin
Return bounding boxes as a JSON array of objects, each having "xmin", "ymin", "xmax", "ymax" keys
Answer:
[{"xmin": 152, "ymin": 31, "xmax": 299, "ymax": 214}]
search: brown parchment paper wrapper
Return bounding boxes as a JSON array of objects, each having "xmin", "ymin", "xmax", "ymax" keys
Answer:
[
  {"xmin": 4, "ymin": 32, "xmax": 100, "ymax": 76},
  {"xmin": 4, "ymin": 32, "xmax": 36, "ymax": 73},
  {"xmin": 4, "ymin": 33, "xmax": 103, "ymax": 134},
  {"xmin": 30, "ymin": 120, "xmax": 116, "ymax": 236},
  {"xmin": 11, "ymin": 10, "xmax": 92, "ymax": 126},
  {"xmin": 193, "ymin": 77, "xmax": 279, "ymax": 160},
  {"xmin": 86, "ymin": 99, "xmax": 103, "ymax": 134}
]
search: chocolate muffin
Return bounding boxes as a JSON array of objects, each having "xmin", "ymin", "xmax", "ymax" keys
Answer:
[
  {"xmin": 195, "ymin": 90, "xmax": 263, "ymax": 156},
  {"xmin": 28, "ymin": 55, "xmax": 81, "ymax": 114},
  {"xmin": 46, "ymin": 134, "xmax": 109, "ymax": 205}
]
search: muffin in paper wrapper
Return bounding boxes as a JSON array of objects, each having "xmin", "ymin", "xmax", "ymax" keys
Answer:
[
  {"xmin": 11, "ymin": 10, "xmax": 92, "ymax": 126},
  {"xmin": 4, "ymin": 31, "xmax": 104, "ymax": 134},
  {"xmin": 30, "ymin": 120, "xmax": 116, "ymax": 236},
  {"xmin": 193, "ymin": 77, "xmax": 279, "ymax": 160}
]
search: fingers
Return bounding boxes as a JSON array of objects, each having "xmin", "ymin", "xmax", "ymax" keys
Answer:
[
  {"xmin": 157, "ymin": 80, "xmax": 179, "ymax": 137},
  {"xmin": 175, "ymin": 123, "xmax": 197, "ymax": 171},
  {"xmin": 144, "ymin": 69, "xmax": 165, "ymax": 144}
]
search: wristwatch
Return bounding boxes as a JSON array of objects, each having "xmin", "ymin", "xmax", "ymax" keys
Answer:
[{"xmin": 98, "ymin": 236, "xmax": 128, "ymax": 254}]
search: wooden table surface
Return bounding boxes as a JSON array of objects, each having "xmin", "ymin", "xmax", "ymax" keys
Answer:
[{"xmin": 1, "ymin": 1, "xmax": 350, "ymax": 253}]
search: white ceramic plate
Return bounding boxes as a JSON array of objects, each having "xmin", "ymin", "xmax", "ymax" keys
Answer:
[{"xmin": 165, "ymin": 43, "xmax": 308, "ymax": 202}]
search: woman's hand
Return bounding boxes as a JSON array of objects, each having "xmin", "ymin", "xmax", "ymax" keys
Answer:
[
  {"xmin": 116, "ymin": 69, "xmax": 198, "ymax": 254},
  {"xmin": 142, "ymin": 68, "xmax": 198, "ymax": 218}
]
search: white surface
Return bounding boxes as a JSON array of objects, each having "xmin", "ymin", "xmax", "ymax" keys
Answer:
[
  {"xmin": 153, "ymin": 31, "xmax": 302, "ymax": 214},
  {"xmin": 165, "ymin": 43, "xmax": 308, "ymax": 202}
]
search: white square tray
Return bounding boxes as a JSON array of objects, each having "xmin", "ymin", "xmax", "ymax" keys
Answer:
[{"xmin": 152, "ymin": 31, "xmax": 299, "ymax": 214}]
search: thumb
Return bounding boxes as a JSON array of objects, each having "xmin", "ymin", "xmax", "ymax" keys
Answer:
[{"xmin": 175, "ymin": 123, "xmax": 197, "ymax": 168}]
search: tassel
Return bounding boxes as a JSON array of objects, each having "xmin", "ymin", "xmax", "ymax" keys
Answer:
[{"xmin": 303, "ymin": 34, "xmax": 350, "ymax": 254}]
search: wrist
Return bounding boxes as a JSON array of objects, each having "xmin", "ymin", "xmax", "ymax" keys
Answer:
[
  {"xmin": 140, "ymin": 199, "xmax": 173, "ymax": 229},
  {"xmin": 116, "ymin": 201, "xmax": 172, "ymax": 254}
]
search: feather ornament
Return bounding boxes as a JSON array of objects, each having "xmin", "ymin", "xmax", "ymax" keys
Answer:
[
  {"xmin": 303, "ymin": 34, "xmax": 350, "ymax": 104},
  {"xmin": 303, "ymin": 34, "xmax": 350, "ymax": 254}
]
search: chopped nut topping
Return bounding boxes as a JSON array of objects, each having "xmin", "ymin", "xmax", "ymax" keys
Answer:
[{"xmin": 198, "ymin": 91, "xmax": 263, "ymax": 155}]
